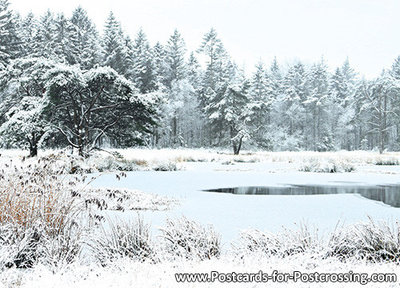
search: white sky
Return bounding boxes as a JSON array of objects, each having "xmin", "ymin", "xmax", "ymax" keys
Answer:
[{"xmin": 10, "ymin": 0, "xmax": 400, "ymax": 78}]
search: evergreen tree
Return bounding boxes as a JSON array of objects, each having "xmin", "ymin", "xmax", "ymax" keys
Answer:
[
  {"xmin": 18, "ymin": 12, "xmax": 36, "ymax": 57},
  {"xmin": 249, "ymin": 61, "xmax": 275, "ymax": 148},
  {"xmin": 0, "ymin": 58, "xmax": 57, "ymax": 156},
  {"xmin": 304, "ymin": 58, "xmax": 332, "ymax": 151},
  {"xmin": 102, "ymin": 12, "xmax": 129, "ymax": 76},
  {"xmin": 164, "ymin": 29, "xmax": 186, "ymax": 87},
  {"xmin": 68, "ymin": 7, "xmax": 101, "ymax": 69},
  {"xmin": 0, "ymin": 0, "xmax": 20, "ymax": 67},
  {"xmin": 130, "ymin": 29, "xmax": 156, "ymax": 93},
  {"xmin": 32, "ymin": 10, "xmax": 57, "ymax": 59},
  {"xmin": 273, "ymin": 62, "xmax": 307, "ymax": 150}
]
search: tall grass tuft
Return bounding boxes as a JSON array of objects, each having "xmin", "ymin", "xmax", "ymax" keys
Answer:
[
  {"xmin": 234, "ymin": 223, "xmax": 320, "ymax": 258},
  {"xmin": 160, "ymin": 216, "xmax": 221, "ymax": 261},
  {"xmin": 0, "ymin": 159, "xmax": 84, "ymax": 268},
  {"xmin": 88, "ymin": 217, "xmax": 154, "ymax": 265},
  {"xmin": 327, "ymin": 218, "xmax": 400, "ymax": 263}
]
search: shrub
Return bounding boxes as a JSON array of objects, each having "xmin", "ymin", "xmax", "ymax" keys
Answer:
[
  {"xmin": 160, "ymin": 217, "xmax": 220, "ymax": 261},
  {"xmin": 234, "ymin": 224, "xmax": 320, "ymax": 258},
  {"xmin": 299, "ymin": 158, "xmax": 356, "ymax": 173},
  {"xmin": 0, "ymin": 159, "xmax": 84, "ymax": 268},
  {"xmin": 374, "ymin": 157, "xmax": 400, "ymax": 166},
  {"xmin": 88, "ymin": 218, "xmax": 154, "ymax": 265},
  {"xmin": 327, "ymin": 218, "xmax": 400, "ymax": 263}
]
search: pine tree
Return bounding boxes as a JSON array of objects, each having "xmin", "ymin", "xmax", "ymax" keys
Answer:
[
  {"xmin": 198, "ymin": 28, "xmax": 227, "ymax": 93},
  {"xmin": 68, "ymin": 7, "xmax": 101, "ymax": 69},
  {"xmin": 164, "ymin": 29, "xmax": 186, "ymax": 87},
  {"xmin": 249, "ymin": 61, "xmax": 275, "ymax": 148},
  {"xmin": 304, "ymin": 58, "xmax": 332, "ymax": 151},
  {"xmin": 0, "ymin": 58, "xmax": 57, "ymax": 156},
  {"xmin": 18, "ymin": 12, "xmax": 36, "ymax": 57},
  {"xmin": 130, "ymin": 29, "xmax": 155, "ymax": 93},
  {"xmin": 32, "ymin": 10, "xmax": 57, "ymax": 59},
  {"xmin": 274, "ymin": 62, "xmax": 307, "ymax": 150},
  {"xmin": 152, "ymin": 41, "xmax": 167, "ymax": 88},
  {"xmin": 53, "ymin": 13, "xmax": 71, "ymax": 62},
  {"xmin": 0, "ymin": 0, "xmax": 20, "ymax": 67},
  {"xmin": 102, "ymin": 12, "xmax": 129, "ymax": 76},
  {"xmin": 328, "ymin": 60, "xmax": 357, "ymax": 150}
]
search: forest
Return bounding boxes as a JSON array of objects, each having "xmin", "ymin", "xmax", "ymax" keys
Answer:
[{"xmin": 1, "ymin": 0, "xmax": 400, "ymax": 156}]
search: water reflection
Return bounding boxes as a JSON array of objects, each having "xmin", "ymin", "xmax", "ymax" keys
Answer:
[{"xmin": 204, "ymin": 185, "xmax": 400, "ymax": 207}]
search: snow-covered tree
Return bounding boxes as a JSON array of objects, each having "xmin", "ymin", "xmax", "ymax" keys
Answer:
[
  {"xmin": 130, "ymin": 29, "xmax": 156, "ymax": 93},
  {"xmin": 0, "ymin": 58, "xmax": 56, "ymax": 156},
  {"xmin": 31, "ymin": 10, "xmax": 58, "ymax": 59},
  {"xmin": 0, "ymin": 0, "xmax": 20, "ymax": 67},
  {"xmin": 358, "ymin": 73, "xmax": 400, "ymax": 153},
  {"xmin": 164, "ymin": 29, "xmax": 186, "ymax": 87},
  {"xmin": 304, "ymin": 58, "xmax": 332, "ymax": 151},
  {"xmin": 272, "ymin": 62, "xmax": 307, "ymax": 150},
  {"xmin": 18, "ymin": 12, "xmax": 37, "ymax": 57},
  {"xmin": 328, "ymin": 59, "xmax": 357, "ymax": 150},
  {"xmin": 102, "ymin": 12, "xmax": 129, "ymax": 76},
  {"xmin": 67, "ymin": 7, "xmax": 101, "ymax": 69},
  {"xmin": 45, "ymin": 65, "xmax": 157, "ymax": 156},
  {"xmin": 248, "ymin": 61, "xmax": 275, "ymax": 148}
]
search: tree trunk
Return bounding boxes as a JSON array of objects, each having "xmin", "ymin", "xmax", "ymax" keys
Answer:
[
  {"xmin": 234, "ymin": 137, "xmax": 243, "ymax": 155},
  {"xmin": 29, "ymin": 143, "xmax": 38, "ymax": 157},
  {"xmin": 28, "ymin": 133, "xmax": 38, "ymax": 157}
]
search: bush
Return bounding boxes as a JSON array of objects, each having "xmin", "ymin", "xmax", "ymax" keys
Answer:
[
  {"xmin": 234, "ymin": 224, "xmax": 320, "ymax": 258},
  {"xmin": 160, "ymin": 217, "xmax": 221, "ymax": 261},
  {"xmin": 299, "ymin": 158, "xmax": 356, "ymax": 173},
  {"xmin": 88, "ymin": 218, "xmax": 154, "ymax": 265},
  {"xmin": 374, "ymin": 157, "xmax": 400, "ymax": 166},
  {"xmin": 152, "ymin": 161, "xmax": 178, "ymax": 171},
  {"xmin": 327, "ymin": 219, "xmax": 400, "ymax": 263},
  {"xmin": 0, "ymin": 159, "xmax": 84, "ymax": 268}
]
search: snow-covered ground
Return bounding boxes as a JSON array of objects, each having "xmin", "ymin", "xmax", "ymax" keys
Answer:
[{"xmin": 2, "ymin": 149, "xmax": 400, "ymax": 287}]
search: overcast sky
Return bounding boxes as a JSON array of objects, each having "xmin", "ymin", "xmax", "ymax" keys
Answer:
[{"xmin": 10, "ymin": 0, "xmax": 400, "ymax": 78}]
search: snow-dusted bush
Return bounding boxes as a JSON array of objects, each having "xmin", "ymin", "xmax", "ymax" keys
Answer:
[
  {"xmin": 299, "ymin": 157, "xmax": 356, "ymax": 173},
  {"xmin": 373, "ymin": 157, "xmax": 400, "ymax": 166},
  {"xmin": 327, "ymin": 219, "xmax": 400, "ymax": 262},
  {"xmin": 160, "ymin": 217, "xmax": 221, "ymax": 261},
  {"xmin": 234, "ymin": 224, "xmax": 320, "ymax": 258},
  {"xmin": 82, "ymin": 187, "xmax": 175, "ymax": 212},
  {"xmin": 88, "ymin": 218, "xmax": 154, "ymax": 265},
  {"xmin": 0, "ymin": 158, "xmax": 86, "ymax": 268},
  {"xmin": 152, "ymin": 160, "xmax": 179, "ymax": 171}
]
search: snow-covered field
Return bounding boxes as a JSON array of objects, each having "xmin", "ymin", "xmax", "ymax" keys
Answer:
[{"xmin": 2, "ymin": 149, "xmax": 400, "ymax": 287}]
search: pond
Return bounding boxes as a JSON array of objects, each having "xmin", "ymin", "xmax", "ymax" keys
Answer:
[
  {"xmin": 204, "ymin": 185, "xmax": 400, "ymax": 208},
  {"xmin": 93, "ymin": 165, "xmax": 400, "ymax": 242}
]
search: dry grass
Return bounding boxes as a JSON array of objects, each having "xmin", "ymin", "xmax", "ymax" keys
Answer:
[
  {"xmin": 160, "ymin": 216, "xmax": 221, "ymax": 261},
  {"xmin": 0, "ymin": 161, "xmax": 79, "ymax": 236},
  {"xmin": 0, "ymin": 159, "xmax": 85, "ymax": 268}
]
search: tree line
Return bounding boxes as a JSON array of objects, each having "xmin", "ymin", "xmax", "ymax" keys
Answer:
[{"xmin": 1, "ymin": 0, "xmax": 400, "ymax": 156}]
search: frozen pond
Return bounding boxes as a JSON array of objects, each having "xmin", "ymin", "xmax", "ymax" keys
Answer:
[
  {"xmin": 91, "ymin": 162, "xmax": 400, "ymax": 243},
  {"xmin": 205, "ymin": 185, "xmax": 400, "ymax": 207}
]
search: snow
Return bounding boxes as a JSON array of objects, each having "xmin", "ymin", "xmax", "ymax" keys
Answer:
[
  {"xmin": 2, "ymin": 255, "xmax": 400, "ymax": 287},
  {"xmin": 90, "ymin": 156, "xmax": 400, "ymax": 244},
  {"xmin": 2, "ymin": 149, "xmax": 400, "ymax": 287}
]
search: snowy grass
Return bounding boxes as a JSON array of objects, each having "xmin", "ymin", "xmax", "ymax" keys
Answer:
[
  {"xmin": 328, "ymin": 218, "xmax": 400, "ymax": 263},
  {"xmin": 88, "ymin": 217, "xmax": 155, "ymax": 265},
  {"xmin": 298, "ymin": 157, "xmax": 356, "ymax": 172},
  {"xmin": 160, "ymin": 216, "xmax": 221, "ymax": 261},
  {"xmin": 0, "ymin": 156, "xmax": 176, "ymax": 269},
  {"xmin": 2, "ymin": 220, "xmax": 400, "ymax": 287},
  {"xmin": 234, "ymin": 224, "xmax": 321, "ymax": 258},
  {"xmin": 0, "ymin": 158, "xmax": 84, "ymax": 268}
]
